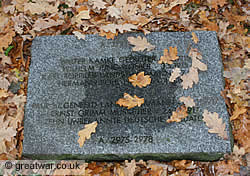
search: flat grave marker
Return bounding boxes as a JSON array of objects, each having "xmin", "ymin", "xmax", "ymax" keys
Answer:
[{"xmin": 23, "ymin": 32, "xmax": 232, "ymax": 160}]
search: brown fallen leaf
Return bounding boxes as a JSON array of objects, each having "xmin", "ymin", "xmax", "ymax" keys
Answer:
[
  {"xmin": 203, "ymin": 109, "xmax": 228, "ymax": 139},
  {"xmin": 167, "ymin": 105, "xmax": 188, "ymax": 123},
  {"xmin": 158, "ymin": 46, "xmax": 179, "ymax": 64},
  {"xmin": 128, "ymin": 72, "xmax": 151, "ymax": 88},
  {"xmin": 230, "ymin": 104, "xmax": 247, "ymax": 121},
  {"xmin": 207, "ymin": 0, "xmax": 227, "ymax": 12},
  {"xmin": 78, "ymin": 121, "xmax": 98, "ymax": 147},
  {"xmin": 169, "ymin": 67, "xmax": 181, "ymax": 82},
  {"xmin": 101, "ymin": 24, "xmax": 137, "ymax": 34},
  {"xmin": 73, "ymin": 31, "xmax": 86, "ymax": 40},
  {"xmin": 90, "ymin": 0, "xmax": 107, "ymax": 10},
  {"xmin": 127, "ymin": 36, "xmax": 155, "ymax": 52},
  {"xmin": 192, "ymin": 32, "xmax": 199, "ymax": 44},
  {"xmin": 0, "ymin": 28, "xmax": 15, "ymax": 54},
  {"xmin": 107, "ymin": 6, "xmax": 121, "ymax": 19},
  {"xmin": 0, "ymin": 89, "xmax": 9, "ymax": 98},
  {"xmin": 0, "ymin": 76, "xmax": 10, "ymax": 90},
  {"xmin": 116, "ymin": 93, "xmax": 144, "ymax": 109},
  {"xmin": 124, "ymin": 160, "xmax": 136, "ymax": 176},
  {"xmin": 179, "ymin": 96, "xmax": 195, "ymax": 108}
]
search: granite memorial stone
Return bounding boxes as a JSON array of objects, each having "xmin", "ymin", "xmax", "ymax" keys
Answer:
[{"xmin": 23, "ymin": 32, "xmax": 233, "ymax": 160}]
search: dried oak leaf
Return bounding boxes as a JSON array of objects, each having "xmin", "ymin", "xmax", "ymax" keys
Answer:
[
  {"xmin": 24, "ymin": 1, "xmax": 59, "ymax": 15},
  {"xmin": 159, "ymin": 0, "xmax": 188, "ymax": 13},
  {"xmin": 116, "ymin": 93, "xmax": 144, "ymax": 109},
  {"xmin": 73, "ymin": 31, "xmax": 86, "ymax": 40},
  {"xmin": 78, "ymin": 121, "xmax": 98, "ymax": 147},
  {"xmin": 207, "ymin": 0, "xmax": 227, "ymax": 12},
  {"xmin": 0, "ymin": 28, "xmax": 15, "ymax": 54},
  {"xmin": 167, "ymin": 105, "xmax": 188, "ymax": 123},
  {"xmin": 179, "ymin": 96, "xmax": 195, "ymax": 108},
  {"xmin": 169, "ymin": 67, "xmax": 181, "ymax": 82},
  {"xmin": 191, "ymin": 32, "xmax": 199, "ymax": 44},
  {"xmin": 158, "ymin": 46, "xmax": 179, "ymax": 64},
  {"xmin": 189, "ymin": 48, "xmax": 207, "ymax": 71},
  {"xmin": 202, "ymin": 109, "xmax": 228, "ymax": 139},
  {"xmin": 0, "ymin": 75, "xmax": 10, "ymax": 90},
  {"xmin": 99, "ymin": 29, "xmax": 118, "ymax": 40},
  {"xmin": 124, "ymin": 160, "xmax": 136, "ymax": 176},
  {"xmin": 89, "ymin": 0, "xmax": 107, "ymax": 10},
  {"xmin": 181, "ymin": 67, "xmax": 199, "ymax": 89},
  {"xmin": 107, "ymin": 6, "xmax": 121, "ymax": 19},
  {"xmin": 101, "ymin": 24, "xmax": 137, "ymax": 34},
  {"xmin": 216, "ymin": 160, "xmax": 240, "ymax": 175},
  {"xmin": 127, "ymin": 36, "xmax": 155, "ymax": 52},
  {"xmin": 224, "ymin": 67, "xmax": 248, "ymax": 86},
  {"xmin": 128, "ymin": 72, "xmax": 151, "ymax": 88},
  {"xmin": 33, "ymin": 17, "xmax": 64, "ymax": 32},
  {"xmin": 230, "ymin": 104, "xmax": 247, "ymax": 121},
  {"xmin": 0, "ymin": 89, "xmax": 9, "ymax": 98}
]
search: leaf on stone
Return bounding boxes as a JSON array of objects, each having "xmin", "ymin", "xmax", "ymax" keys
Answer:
[
  {"xmin": 73, "ymin": 31, "xmax": 86, "ymax": 40},
  {"xmin": 107, "ymin": 6, "xmax": 121, "ymax": 19},
  {"xmin": 181, "ymin": 67, "xmax": 199, "ymax": 89},
  {"xmin": 169, "ymin": 67, "xmax": 181, "ymax": 82},
  {"xmin": 202, "ymin": 109, "xmax": 228, "ymax": 139},
  {"xmin": 116, "ymin": 93, "xmax": 144, "ymax": 109},
  {"xmin": 90, "ymin": 0, "xmax": 107, "ymax": 10},
  {"xmin": 189, "ymin": 48, "xmax": 207, "ymax": 71},
  {"xmin": 179, "ymin": 96, "xmax": 195, "ymax": 108},
  {"xmin": 128, "ymin": 72, "xmax": 151, "ymax": 88},
  {"xmin": 158, "ymin": 46, "xmax": 179, "ymax": 64},
  {"xmin": 230, "ymin": 104, "xmax": 247, "ymax": 121},
  {"xmin": 167, "ymin": 105, "xmax": 188, "ymax": 123},
  {"xmin": 127, "ymin": 36, "xmax": 155, "ymax": 52},
  {"xmin": 192, "ymin": 32, "xmax": 199, "ymax": 44},
  {"xmin": 78, "ymin": 121, "xmax": 98, "ymax": 147}
]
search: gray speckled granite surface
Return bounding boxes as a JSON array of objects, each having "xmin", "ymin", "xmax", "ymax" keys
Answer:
[{"xmin": 23, "ymin": 32, "xmax": 233, "ymax": 161}]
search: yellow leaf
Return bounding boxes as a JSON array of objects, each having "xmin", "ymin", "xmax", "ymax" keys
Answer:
[
  {"xmin": 127, "ymin": 36, "xmax": 155, "ymax": 51},
  {"xmin": 202, "ymin": 109, "xmax": 228, "ymax": 139},
  {"xmin": 128, "ymin": 72, "xmax": 151, "ymax": 88},
  {"xmin": 192, "ymin": 32, "xmax": 199, "ymax": 44},
  {"xmin": 179, "ymin": 96, "xmax": 195, "ymax": 108},
  {"xmin": 116, "ymin": 93, "xmax": 144, "ymax": 109},
  {"xmin": 78, "ymin": 121, "xmax": 98, "ymax": 147},
  {"xmin": 167, "ymin": 105, "xmax": 188, "ymax": 123},
  {"xmin": 158, "ymin": 46, "xmax": 179, "ymax": 64}
]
